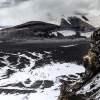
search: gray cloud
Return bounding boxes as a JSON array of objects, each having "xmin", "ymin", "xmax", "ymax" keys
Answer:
[
  {"xmin": 0, "ymin": 0, "xmax": 99, "ymax": 26},
  {"xmin": 0, "ymin": 0, "xmax": 29, "ymax": 8}
]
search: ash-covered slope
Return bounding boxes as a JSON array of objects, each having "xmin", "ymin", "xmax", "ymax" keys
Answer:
[
  {"xmin": 58, "ymin": 28, "xmax": 100, "ymax": 100},
  {"xmin": 0, "ymin": 21, "xmax": 61, "ymax": 39}
]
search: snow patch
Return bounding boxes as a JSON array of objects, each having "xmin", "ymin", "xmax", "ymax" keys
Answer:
[{"xmin": 61, "ymin": 44, "xmax": 78, "ymax": 48}]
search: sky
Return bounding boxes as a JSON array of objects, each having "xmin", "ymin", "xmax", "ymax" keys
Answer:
[{"xmin": 0, "ymin": 0, "xmax": 100, "ymax": 26}]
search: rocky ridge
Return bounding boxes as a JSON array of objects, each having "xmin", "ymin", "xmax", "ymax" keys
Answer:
[
  {"xmin": 67, "ymin": 16, "xmax": 95, "ymax": 32},
  {"xmin": 0, "ymin": 16, "xmax": 95, "ymax": 42},
  {"xmin": 57, "ymin": 28, "xmax": 100, "ymax": 100}
]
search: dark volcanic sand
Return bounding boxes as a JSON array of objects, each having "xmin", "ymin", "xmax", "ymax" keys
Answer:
[{"xmin": 0, "ymin": 40, "xmax": 90, "ymax": 64}]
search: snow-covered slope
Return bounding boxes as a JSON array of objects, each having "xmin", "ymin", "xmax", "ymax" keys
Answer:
[
  {"xmin": 48, "ymin": 15, "xmax": 100, "ymax": 28},
  {"xmin": 0, "ymin": 48, "xmax": 85, "ymax": 100},
  {"xmin": 78, "ymin": 15, "xmax": 100, "ymax": 28},
  {"xmin": 50, "ymin": 15, "xmax": 100, "ymax": 38},
  {"xmin": 77, "ymin": 73, "xmax": 100, "ymax": 100}
]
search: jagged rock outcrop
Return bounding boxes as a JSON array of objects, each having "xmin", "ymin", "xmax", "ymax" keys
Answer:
[
  {"xmin": 57, "ymin": 28, "xmax": 100, "ymax": 100},
  {"xmin": 67, "ymin": 16, "xmax": 95, "ymax": 32},
  {"xmin": 81, "ymin": 15, "xmax": 89, "ymax": 21},
  {"xmin": 60, "ymin": 18, "xmax": 71, "ymax": 28},
  {"xmin": 60, "ymin": 17, "xmax": 95, "ymax": 32}
]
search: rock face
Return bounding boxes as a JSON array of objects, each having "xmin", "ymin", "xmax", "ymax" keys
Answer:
[
  {"xmin": 81, "ymin": 15, "xmax": 89, "ymax": 21},
  {"xmin": 68, "ymin": 16, "xmax": 95, "ymax": 32},
  {"xmin": 57, "ymin": 28, "xmax": 100, "ymax": 100},
  {"xmin": 60, "ymin": 18, "xmax": 71, "ymax": 29},
  {"xmin": 60, "ymin": 16, "xmax": 95, "ymax": 32},
  {"xmin": 60, "ymin": 17, "xmax": 95, "ymax": 32}
]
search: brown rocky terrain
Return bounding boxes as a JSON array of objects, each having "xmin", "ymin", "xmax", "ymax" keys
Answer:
[{"xmin": 58, "ymin": 28, "xmax": 100, "ymax": 100}]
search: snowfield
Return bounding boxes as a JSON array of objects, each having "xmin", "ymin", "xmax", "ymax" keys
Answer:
[{"xmin": 0, "ymin": 51, "xmax": 85, "ymax": 100}]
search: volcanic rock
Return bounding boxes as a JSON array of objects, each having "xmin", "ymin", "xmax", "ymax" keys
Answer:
[
  {"xmin": 60, "ymin": 18, "xmax": 71, "ymax": 28},
  {"xmin": 57, "ymin": 28, "xmax": 100, "ymax": 100},
  {"xmin": 67, "ymin": 16, "xmax": 95, "ymax": 32},
  {"xmin": 0, "ymin": 21, "xmax": 61, "ymax": 40},
  {"xmin": 81, "ymin": 15, "xmax": 89, "ymax": 21}
]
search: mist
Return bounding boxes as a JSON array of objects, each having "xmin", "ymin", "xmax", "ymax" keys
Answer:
[{"xmin": 0, "ymin": 0, "xmax": 100, "ymax": 26}]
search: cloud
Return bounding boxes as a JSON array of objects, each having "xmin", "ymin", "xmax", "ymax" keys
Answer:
[
  {"xmin": 0, "ymin": 0, "xmax": 99, "ymax": 26},
  {"xmin": 0, "ymin": 0, "xmax": 29, "ymax": 8}
]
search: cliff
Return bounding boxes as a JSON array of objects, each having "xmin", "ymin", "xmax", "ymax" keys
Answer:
[{"xmin": 57, "ymin": 28, "xmax": 100, "ymax": 100}]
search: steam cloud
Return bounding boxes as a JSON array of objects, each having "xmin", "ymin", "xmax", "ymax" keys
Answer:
[{"xmin": 0, "ymin": 0, "xmax": 99, "ymax": 26}]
